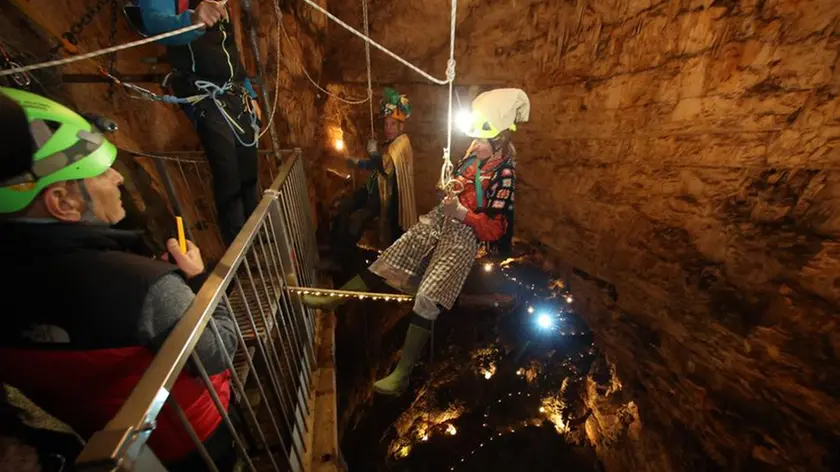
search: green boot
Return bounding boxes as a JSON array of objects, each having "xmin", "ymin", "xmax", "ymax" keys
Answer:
[
  {"xmin": 301, "ymin": 275, "xmax": 367, "ymax": 311},
  {"xmin": 374, "ymin": 323, "xmax": 431, "ymax": 396}
]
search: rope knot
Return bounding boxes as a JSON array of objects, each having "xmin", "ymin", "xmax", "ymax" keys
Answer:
[{"xmin": 446, "ymin": 59, "xmax": 456, "ymax": 82}]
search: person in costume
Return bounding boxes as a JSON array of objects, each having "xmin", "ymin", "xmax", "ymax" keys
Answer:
[
  {"xmin": 306, "ymin": 88, "xmax": 529, "ymax": 395},
  {"xmin": 322, "ymin": 87, "xmax": 418, "ymax": 270}
]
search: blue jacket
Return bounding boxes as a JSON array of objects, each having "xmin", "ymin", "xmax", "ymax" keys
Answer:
[{"xmin": 139, "ymin": 0, "xmax": 256, "ymax": 97}]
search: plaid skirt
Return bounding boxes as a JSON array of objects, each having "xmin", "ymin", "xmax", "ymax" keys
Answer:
[{"xmin": 369, "ymin": 206, "xmax": 479, "ymax": 311}]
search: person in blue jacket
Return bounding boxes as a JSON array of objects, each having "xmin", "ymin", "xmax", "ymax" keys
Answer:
[{"xmin": 139, "ymin": 0, "xmax": 262, "ymax": 245}]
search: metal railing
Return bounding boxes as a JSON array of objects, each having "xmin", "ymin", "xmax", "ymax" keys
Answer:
[{"xmin": 76, "ymin": 151, "xmax": 318, "ymax": 472}]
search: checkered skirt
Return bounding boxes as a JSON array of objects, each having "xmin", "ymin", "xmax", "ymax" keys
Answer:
[{"xmin": 369, "ymin": 206, "xmax": 479, "ymax": 310}]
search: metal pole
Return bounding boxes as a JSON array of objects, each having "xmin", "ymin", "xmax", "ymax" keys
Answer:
[{"xmin": 151, "ymin": 158, "xmax": 195, "ymax": 241}]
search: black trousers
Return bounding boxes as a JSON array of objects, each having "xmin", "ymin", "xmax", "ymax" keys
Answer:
[
  {"xmin": 330, "ymin": 186, "xmax": 380, "ymax": 261},
  {"xmin": 185, "ymin": 90, "xmax": 259, "ymax": 246}
]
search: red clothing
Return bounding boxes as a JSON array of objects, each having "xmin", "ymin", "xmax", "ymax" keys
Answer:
[
  {"xmin": 454, "ymin": 156, "xmax": 509, "ymax": 241},
  {"xmin": 0, "ymin": 346, "xmax": 231, "ymax": 463}
]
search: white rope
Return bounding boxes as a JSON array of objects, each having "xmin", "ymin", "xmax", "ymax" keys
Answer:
[
  {"xmin": 362, "ymin": 0, "xmax": 375, "ymax": 140},
  {"xmin": 441, "ymin": 0, "xmax": 459, "ymax": 189},
  {"xmin": 278, "ymin": 9, "xmax": 369, "ymax": 105},
  {"xmin": 302, "ymin": 0, "xmax": 459, "ymax": 190},
  {"xmin": 0, "ymin": 23, "xmax": 205, "ymax": 78},
  {"xmin": 302, "ymin": 0, "xmax": 453, "ymax": 86}
]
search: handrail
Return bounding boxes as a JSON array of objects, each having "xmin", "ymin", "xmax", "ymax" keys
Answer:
[{"xmin": 76, "ymin": 151, "xmax": 312, "ymax": 470}]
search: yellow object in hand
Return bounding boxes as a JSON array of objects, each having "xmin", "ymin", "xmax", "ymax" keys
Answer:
[{"xmin": 176, "ymin": 216, "xmax": 187, "ymax": 254}]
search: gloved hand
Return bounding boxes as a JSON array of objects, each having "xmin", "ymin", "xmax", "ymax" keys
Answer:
[
  {"xmin": 441, "ymin": 195, "xmax": 468, "ymax": 221},
  {"xmin": 366, "ymin": 138, "xmax": 378, "ymax": 156}
]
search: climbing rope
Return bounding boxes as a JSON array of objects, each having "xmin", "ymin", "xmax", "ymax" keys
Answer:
[
  {"xmin": 278, "ymin": 8, "xmax": 368, "ymax": 105},
  {"xmin": 301, "ymin": 0, "xmax": 459, "ymax": 190},
  {"xmin": 0, "ymin": 23, "xmax": 205, "ymax": 78},
  {"xmin": 286, "ymin": 286, "xmax": 414, "ymax": 303},
  {"xmin": 362, "ymin": 0, "xmax": 375, "ymax": 140}
]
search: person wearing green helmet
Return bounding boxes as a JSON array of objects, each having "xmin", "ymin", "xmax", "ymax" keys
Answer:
[{"xmin": 0, "ymin": 87, "xmax": 240, "ymax": 471}]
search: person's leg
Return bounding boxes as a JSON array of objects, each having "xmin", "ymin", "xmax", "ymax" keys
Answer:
[
  {"xmin": 193, "ymin": 101, "xmax": 245, "ymax": 246},
  {"xmin": 236, "ymin": 142, "xmax": 258, "ymax": 221},
  {"xmin": 373, "ymin": 219, "xmax": 479, "ymax": 395},
  {"xmin": 303, "ymin": 208, "xmax": 441, "ymax": 310}
]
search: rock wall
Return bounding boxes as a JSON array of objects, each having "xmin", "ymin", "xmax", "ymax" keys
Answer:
[
  {"xmin": 1, "ymin": 0, "xmax": 327, "ymax": 259},
  {"xmin": 321, "ymin": 0, "xmax": 840, "ymax": 470}
]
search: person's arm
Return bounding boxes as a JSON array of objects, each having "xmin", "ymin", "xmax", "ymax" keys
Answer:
[
  {"xmin": 462, "ymin": 211, "xmax": 508, "ymax": 241},
  {"xmin": 138, "ymin": 273, "xmax": 238, "ymax": 375},
  {"xmin": 139, "ymin": 0, "xmax": 204, "ymax": 46}
]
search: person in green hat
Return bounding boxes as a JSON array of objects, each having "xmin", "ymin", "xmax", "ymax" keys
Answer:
[
  {"xmin": 320, "ymin": 87, "xmax": 418, "ymax": 271},
  {"xmin": 0, "ymin": 87, "xmax": 240, "ymax": 471}
]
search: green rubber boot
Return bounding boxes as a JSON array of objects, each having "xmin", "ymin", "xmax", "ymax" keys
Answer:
[
  {"xmin": 301, "ymin": 275, "xmax": 367, "ymax": 311},
  {"xmin": 373, "ymin": 323, "xmax": 431, "ymax": 396}
]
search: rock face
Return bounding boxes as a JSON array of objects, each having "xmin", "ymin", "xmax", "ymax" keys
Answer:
[{"xmin": 320, "ymin": 0, "xmax": 840, "ymax": 470}]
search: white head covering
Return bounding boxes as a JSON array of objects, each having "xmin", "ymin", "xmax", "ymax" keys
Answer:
[{"xmin": 471, "ymin": 88, "xmax": 530, "ymax": 133}]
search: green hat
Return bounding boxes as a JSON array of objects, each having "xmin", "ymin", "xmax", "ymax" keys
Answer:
[
  {"xmin": 0, "ymin": 87, "xmax": 117, "ymax": 214},
  {"xmin": 380, "ymin": 87, "xmax": 411, "ymax": 121}
]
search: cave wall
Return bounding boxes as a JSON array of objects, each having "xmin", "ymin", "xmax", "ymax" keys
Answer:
[
  {"xmin": 321, "ymin": 0, "xmax": 840, "ymax": 470},
  {"xmin": 2, "ymin": 0, "xmax": 327, "ymax": 260}
]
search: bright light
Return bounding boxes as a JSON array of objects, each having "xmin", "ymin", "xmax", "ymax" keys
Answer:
[
  {"xmin": 334, "ymin": 138, "xmax": 345, "ymax": 151},
  {"xmin": 537, "ymin": 313, "xmax": 554, "ymax": 330},
  {"xmin": 446, "ymin": 424, "xmax": 457, "ymax": 436},
  {"xmin": 483, "ymin": 262, "xmax": 493, "ymax": 272},
  {"xmin": 539, "ymin": 407, "xmax": 546, "ymax": 413},
  {"xmin": 484, "ymin": 371, "xmax": 493, "ymax": 380},
  {"xmin": 527, "ymin": 306, "xmax": 535, "ymax": 314},
  {"xmin": 455, "ymin": 109, "xmax": 472, "ymax": 133},
  {"xmin": 565, "ymin": 295, "xmax": 573, "ymax": 303},
  {"xmin": 421, "ymin": 434, "xmax": 429, "ymax": 442},
  {"xmin": 516, "ymin": 368, "xmax": 524, "ymax": 376}
]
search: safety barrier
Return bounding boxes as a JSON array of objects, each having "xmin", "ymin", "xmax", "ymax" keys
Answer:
[{"xmin": 76, "ymin": 152, "xmax": 319, "ymax": 471}]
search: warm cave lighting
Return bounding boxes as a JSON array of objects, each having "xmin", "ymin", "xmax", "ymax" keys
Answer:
[
  {"xmin": 484, "ymin": 371, "xmax": 493, "ymax": 380},
  {"xmin": 537, "ymin": 313, "xmax": 554, "ymax": 330},
  {"xmin": 527, "ymin": 306, "xmax": 535, "ymax": 314},
  {"xmin": 539, "ymin": 406, "xmax": 546, "ymax": 413},
  {"xmin": 483, "ymin": 262, "xmax": 493, "ymax": 272},
  {"xmin": 334, "ymin": 138, "xmax": 345, "ymax": 151},
  {"xmin": 421, "ymin": 434, "xmax": 429, "ymax": 442},
  {"xmin": 516, "ymin": 368, "xmax": 524, "ymax": 376},
  {"xmin": 455, "ymin": 109, "xmax": 472, "ymax": 133},
  {"xmin": 446, "ymin": 424, "xmax": 457, "ymax": 436},
  {"xmin": 565, "ymin": 295, "xmax": 573, "ymax": 303}
]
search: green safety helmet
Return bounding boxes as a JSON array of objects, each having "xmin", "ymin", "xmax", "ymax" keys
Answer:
[{"xmin": 0, "ymin": 87, "xmax": 117, "ymax": 214}]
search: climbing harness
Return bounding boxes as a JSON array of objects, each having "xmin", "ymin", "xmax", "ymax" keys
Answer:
[{"xmin": 194, "ymin": 80, "xmax": 260, "ymax": 147}]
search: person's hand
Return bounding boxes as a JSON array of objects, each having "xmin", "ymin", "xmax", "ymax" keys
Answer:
[
  {"xmin": 192, "ymin": 1, "xmax": 227, "ymax": 27},
  {"xmin": 162, "ymin": 238, "xmax": 205, "ymax": 278},
  {"xmin": 441, "ymin": 195, "xmax": 468, "ymax": 221},
  {"xmin": 251, "ymin": 98, "xmax": 262, "ymax": 123},
  {"xmin": 366, "ymin": 138, "xmax": 378, "ymax": 156}
]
